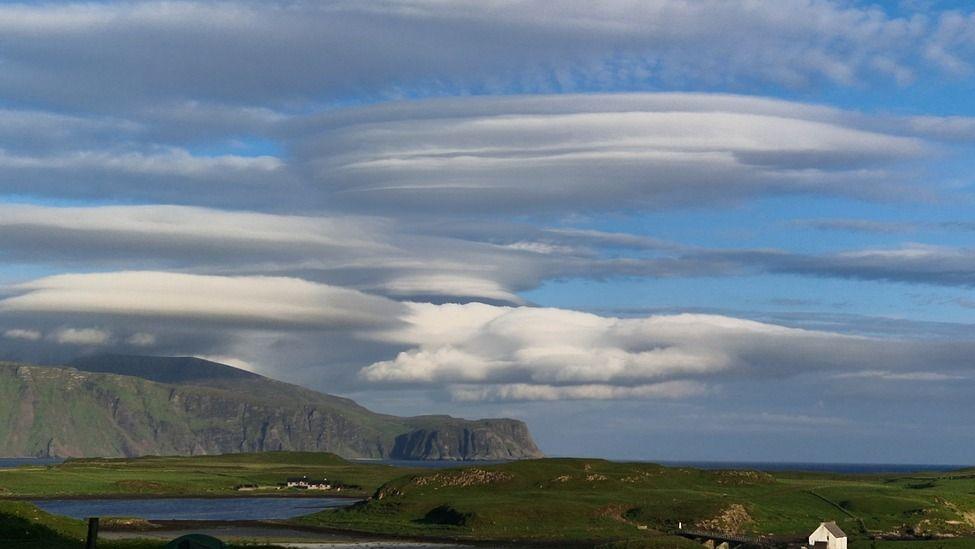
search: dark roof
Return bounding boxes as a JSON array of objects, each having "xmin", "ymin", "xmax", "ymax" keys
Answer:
[{"xmin": 821, "ymin": 521, "xmax": 846, "ymax": 538}]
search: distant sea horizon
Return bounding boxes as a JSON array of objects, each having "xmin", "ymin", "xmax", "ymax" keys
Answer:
[
  {"xmin": 652, "ymin": 460, "xmax": 971, "ymax": 474},
  {"xmin": 0, "ymin": 457, "xmax": 63, "ymax": 468},
  {"xmin": 0, "ymin": 456, "xmax": 968, "ymax": 474},
  {"xmin": 361, "ymin": 458, "xmax": 971, "ymax": 474}
]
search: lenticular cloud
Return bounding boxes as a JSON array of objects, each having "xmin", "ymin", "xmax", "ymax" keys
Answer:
[
  {"xmin": 359, "ymin": 302, "xmax": 975, "ymax": 401},
  {"xmin": 300, "ymin": 94, "xmax": 923, "ymax": 213}
]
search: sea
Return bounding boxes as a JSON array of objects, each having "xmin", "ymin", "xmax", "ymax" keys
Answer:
[
  {"xmin": 0, "ymin": 457, "xmax": 63, "ymax": 468},
  {"xmin": 358, "ymin": 458, "xmax": 969, "ymax": 474},
  {"xmin": 32, "ymin": 497, "xmax": 356, "ymax": 521},
  {"xmin": 654, "ymin": 460, "xmax": 970, "ymax": 474}
]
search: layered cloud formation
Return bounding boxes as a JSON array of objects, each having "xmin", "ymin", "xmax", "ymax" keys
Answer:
[
  {"xmin": 2, "ymin": 271, "xmax": 972, "ymax": 404},
  {"xmin": 299, "ymin": 94, "xmax": 925, "ymax": 212},
  {"xmin": 0, "ymin": 92, "xmax": 953, "ymax": 209},
  {"xmin": 3, "ymin": 0, "xmax": 974, "ymax": 110},
  {"xmin": 361, "ymin": 303, "xmax": 974, "ymax": 401}
]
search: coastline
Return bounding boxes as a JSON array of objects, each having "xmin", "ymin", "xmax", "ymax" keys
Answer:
[
  {"xmin": 100, "ymin": 519, "xmax": 537, "ymax": 548},
  {"xmin": 5, "ymin": 493, "xmax": 364, "ymax": 501}
]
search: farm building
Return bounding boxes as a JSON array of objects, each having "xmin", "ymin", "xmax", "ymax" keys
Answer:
[
  {"xmin": 285, "ymin": 476, "xmax": 331, "ymax": 490},
  {"xmin": 807, "ymin": 521, "xmax": 847, "ymax": 549}
]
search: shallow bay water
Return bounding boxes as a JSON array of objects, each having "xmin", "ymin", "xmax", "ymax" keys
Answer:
[{"xmin": 33, "ymin": 496, "xmax": 357, "ymax": 520}]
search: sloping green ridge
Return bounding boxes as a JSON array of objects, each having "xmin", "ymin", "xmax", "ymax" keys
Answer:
[
  {"xmin": 0, "ymin": 500, "xmax": 86, "ymax": 549},
  {"xmin": 0, "ymin": 360, "xmax": 542, "ymax": 461},
  {"xmin": 0, "ymin": 451, "xmax": 410, "ymax": 498},
  {"xmin": 301, "ymin": 458, "xmax": 975, "ymax": 546}
]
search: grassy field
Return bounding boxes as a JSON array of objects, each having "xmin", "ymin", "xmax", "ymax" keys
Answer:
[
  {"xmin": 298, "ymin": 459, "xmax": 975, "ymax": 547},
  {"xmin": 3, "ymin": 453, "xmax": 975, "ymax": 548},
  {"xmin": 850, "ymin": 541, "xmax": 975, "ymax": 549},
  {"xmin": 0, "ymin": 499, "xmax": 287, "ymax": 548},
  {"xmin": 0, "ymin": 452, "xmax": 416, "ymax": 499}
]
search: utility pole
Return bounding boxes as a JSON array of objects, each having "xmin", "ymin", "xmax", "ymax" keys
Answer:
[{"xmin": 85, "ymin": 517, "xmax": 99, "ymax": 549}]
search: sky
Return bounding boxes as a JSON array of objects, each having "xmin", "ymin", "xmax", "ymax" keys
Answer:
[{"xmin": 1, "ymin": 0, "xmax": 974, "ymax": 464}]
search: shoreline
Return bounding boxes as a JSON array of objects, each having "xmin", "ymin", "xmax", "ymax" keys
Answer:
[
  {"xmin": 5, "ymin": 493, "xmax": 365, "ymax": 501},
  {"xmin": 102, "ymin": 519, "xmax": 548, "ymax": 548}
]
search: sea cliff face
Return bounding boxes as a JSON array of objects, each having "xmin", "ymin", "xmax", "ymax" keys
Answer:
[
  {"xmin": 0, "ymin": 359, "xmax": 543, "ymax": 461},
  {"xmin": 391, "ymin": 420, "xmax": 541, "ymax": 460}
]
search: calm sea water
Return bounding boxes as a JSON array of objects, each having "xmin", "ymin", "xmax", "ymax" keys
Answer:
[
  {"xmin": 658, "ymin": 461, "xmax": 968, "ymax": 474},
  {"xmin": 364, "ymin": 458, "xmax": 969, "ymax": 474},
  {"xmin": 0, "ymin": 457, "xmax": 63, "ymax": 468},
  {"xmin": 33, "ymin": 497, "xmax": 357, "ymax": 521}
]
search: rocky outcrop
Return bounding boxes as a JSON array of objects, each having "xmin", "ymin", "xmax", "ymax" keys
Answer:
[
  {"xmin": 391, "ymin": 421, "xmax": 542, "ymax": 460},
  {"xmin": 0, "ymin": 359, "xmax": 542, "ymax": 461}
]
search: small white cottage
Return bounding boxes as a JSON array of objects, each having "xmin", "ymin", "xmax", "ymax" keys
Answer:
[{"xmin": 808, "ymin": 521, "xmax": 847, "ymax": 549}]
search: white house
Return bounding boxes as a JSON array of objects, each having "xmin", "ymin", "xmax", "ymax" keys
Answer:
[
  {"xmin": 808, "ymin": 521, "xmax": 847, "ymax": 549},
  {"xmin": 286, "ymin": 475, "xmax": 331, "ymax": 490}
]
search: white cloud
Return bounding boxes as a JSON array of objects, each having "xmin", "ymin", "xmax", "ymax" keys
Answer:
[
  {"xmin": 360, "ymin": 302, "xmax": 975, "ymax": 401},
  {"xmin": 0, "ymin": 203, "xmax": 384, "ymax": 252},
  {"xmin": 300, "ymin": 93, "xmax": 925, "ymax": 213},
  {"xmin": 0, "ymin": 148, "xmax": 281, "ymax": 177},
  {"xmin": 125, "ymin": 333, "xmax": 157, "ymax": 347},
  {"xmin": 361, "ymin": 304, "xmax": 827, "ymax": 399},
  {"xmin": 377, "ymin": 274, "xmax": 523, "ymax": 303},
  {"xmin": 0, "ymin": 148, "xmax": 286, "ymax": 204},
  {"xmin": 195, "ymin": 355, "xmax": 258, "ymax": 373},
  {"xmin": 0, "ymin": 204, "xmax": 546, "ymax": 302},
  {"xmin": 0, "ymin": 0, "xmax": 965, "ymax": 111},
  {"xmin": 0, "ymin": 271, "xmax": 403, "ymax": 329},
  {"xmin": 2, "ymin": 328, "xmax": 41, "ymax": 341},
  {"xmin": 2, "ymin": 271, "xmax": 973, "ymax": 402},
  {"xmin": 834, "ymin": 370, "xmax": 965, "ymax": 382},
  {"xmin": 52, "ymin": 328, "xmax": 111, "ymax": 346},
  {"xmin": 450, "ymin": 381, "xmax": 707, "ymax": 402}
]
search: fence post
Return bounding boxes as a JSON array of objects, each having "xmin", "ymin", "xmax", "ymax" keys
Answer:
[{"xmin": 85, "ymin": 517, "xmax": 99, "ymax": 549}]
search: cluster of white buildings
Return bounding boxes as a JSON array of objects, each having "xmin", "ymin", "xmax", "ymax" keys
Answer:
[{"xmin": 286, "ymin": 475, "xmax": 333, "ymax": 490}]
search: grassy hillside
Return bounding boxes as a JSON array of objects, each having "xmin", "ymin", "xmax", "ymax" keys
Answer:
[
  {"xmin": 0, "ymin": 359, "xmax": 543, "ymax": 460},
  {"xmin": 850, "ymin": 541, "xmax": 975, "ymax": 549},
  {"xmin": 0, "ymin": 452, "xmax": 418, "ymax": 498},
  {"xmin": 3, "ymin": 453, "xmax": 974, "ymax": 548},
  {"xmin": 0, "ymin": 499, "xmax": 86, "ymax": 548},
  {"xmin": 299, "ymin": 459, "xmax": 975, "ymax": 547},
  {"xmin": 0, "ymin": 500, "xmax": 289, "ymax": 548}
]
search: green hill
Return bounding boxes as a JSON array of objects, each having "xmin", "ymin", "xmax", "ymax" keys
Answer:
[
  {"xmin": 0, "ymin": 357, "xmax": 542, "ymax": 461},
  {"xmin": 0, "ymin": 451, "xmax": 410, "ymax": 498},
  {"xmin": 0, "ymin": 500, "xmax": 86, "ymax": 549},
  {"xmin": 299, "ymin": 459, "xmax": 975, "ymax": 547}
]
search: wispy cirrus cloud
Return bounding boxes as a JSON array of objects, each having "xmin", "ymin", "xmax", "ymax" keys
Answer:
[
  {"xmin": 0, "ymin": 0, "xmax": 971, "ymax": 112},
  {"xmin": 792, "ymin": 218, "xmax": 919, "ymax": 234}
]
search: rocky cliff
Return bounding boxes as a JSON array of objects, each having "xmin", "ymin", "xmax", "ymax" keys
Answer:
[{"xmin": 0, "ymin": 357, "xmax": 543, "ymax": 461}]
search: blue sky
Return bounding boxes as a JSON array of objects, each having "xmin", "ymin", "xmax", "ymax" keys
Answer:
[{"xmin": 1, "ymin": 0, "xmax": 974, "ymax": 463}]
